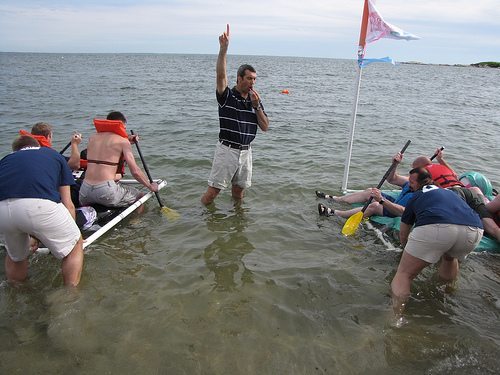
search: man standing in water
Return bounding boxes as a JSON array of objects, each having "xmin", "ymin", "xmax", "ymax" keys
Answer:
[
  {"xmin": 201, "ymin": 24, "xmax": 269, "ymax": 205},
  {"xmin": 391, "ymin": 167, "xmax": 483, "ymax": 326},
  {"xmin": 0, "ymin": 135, "xmax": 83, "ymax": 286}
]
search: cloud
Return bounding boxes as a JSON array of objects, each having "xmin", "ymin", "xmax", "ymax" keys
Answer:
[{"xmin": 0, "ymin": 1, "xmax": 499, "ymax": 63}]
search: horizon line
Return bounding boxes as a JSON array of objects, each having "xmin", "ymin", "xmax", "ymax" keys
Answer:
[{"xmin": 1, "ymin": 51, "xmax": 493, "ymax": 66}]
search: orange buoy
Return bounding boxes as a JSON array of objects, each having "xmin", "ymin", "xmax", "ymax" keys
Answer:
[{"xmin": 281, "ymin": 89, "xmax": 289, "ymax": 94}]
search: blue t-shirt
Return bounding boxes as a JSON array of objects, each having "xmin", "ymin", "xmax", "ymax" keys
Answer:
[
  {"xmin": 401, "ymin": 185, "xmax": 483, "ymax": 229},
  {"xmin": 394, "ymin": 182, "xmax": 414, "ymax": 206},
  {"xmin": 381, "ymin": 182, "xmax": 414, "ymax": 218},
  {"xmin": 216, "ymin": 87, "xmax": 266, "ymax": 146},
  {"xmin": 0, "ymin": 147, "xmax": 75, "ymax": 203}
]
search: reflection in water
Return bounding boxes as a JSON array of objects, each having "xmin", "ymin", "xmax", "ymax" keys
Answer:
[{"xmin": 203, "ymin": 203, "xmax": 254, "ymax": 291}]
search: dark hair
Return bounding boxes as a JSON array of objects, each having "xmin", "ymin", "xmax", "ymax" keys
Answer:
[
  {"xmin": 106, "ymin": 111, "xmax": 127, "ymax": 123},
  {"xmin": 12, "ymin": 135, "xmax": 40, "ymax": 151},
  {"xmin": 409, "ymin": 167, "xmax": 433, "ymax": 185},
  {"xmin": 237, "ymin": 64, "xmax": 256, "ymax": 78},
  {"xmin": 31, "ymin": 122, "xmax": 52, "ymax": 137}
]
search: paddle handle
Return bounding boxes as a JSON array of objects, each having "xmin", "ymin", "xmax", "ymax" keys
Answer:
[
  {"xmin": 59, "ymin": 141, "xmax": 71, "ymax": 154},
  {"xmin": 130, "ymin": 130, "xmax": 164, "ymax": 209},
  {"xmin": 430, "ymin": 146, "xmax": 444, "ymax": 161},
  {"xmin": 360, "ymin": 139, "xmax": 411, "ymax": 213}
]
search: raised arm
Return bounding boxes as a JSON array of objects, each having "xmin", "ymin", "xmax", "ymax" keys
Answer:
[
  {"xmin": 67, "ymin": 132, "xmax": 82, "ymax": 170},
  {"xmin": 387, "ymin": 152, "xmax": 409, "ymax": 187},
  {"xmin": 435, "ymin": 147, "xmax": 458, "ymax": 176},
  {"xmin": 216, "ymin": 24, "xmax": 230, "ymax": 95}
]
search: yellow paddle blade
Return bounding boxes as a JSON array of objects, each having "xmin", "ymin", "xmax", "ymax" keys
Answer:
[
  {"xmin": 161, "ymin": 206, "xmax": 180, "ymax": 221},
  {"xmin": 341, "ymin": 211, "xmax": 364, "ymax": 236}
]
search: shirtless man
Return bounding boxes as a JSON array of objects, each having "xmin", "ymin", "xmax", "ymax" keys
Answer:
[{"xmin": 79, "ymin": 111, "xmax": 158, "ymax": 208}]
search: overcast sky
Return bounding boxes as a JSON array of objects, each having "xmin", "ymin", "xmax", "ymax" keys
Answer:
[{"xmin": 1, "ymin": 0, "xmax": 498, "ymax": 64}]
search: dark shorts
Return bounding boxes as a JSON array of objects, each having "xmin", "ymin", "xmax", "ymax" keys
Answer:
[
  {"xmin": 449, "ymin": 186, "xmax": 493, "ymax": 219},
  {"xmin": 381, "ymin": 194, "xmax": 397, "ymax": 218}
]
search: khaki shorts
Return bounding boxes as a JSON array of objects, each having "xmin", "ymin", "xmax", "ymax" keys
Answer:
[
  {"xmin": 405, "ymin": 223, "xmax": 483, "ymax": 263},
  {"xmin": 79, "ymin": 180, "xmax": 140, "ymax": 208},
  {"xmin": 0, "ymin": 198, "xmax": 80, "ymax": 261},
  {"xmin": 208, "ymin": 141, "xmax": 252, "ymax": 190}
]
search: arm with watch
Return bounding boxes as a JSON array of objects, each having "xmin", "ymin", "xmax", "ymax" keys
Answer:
[
  {"xmin": 249, "ymin": 88, "xmax": 269, "ymax": 132},
  {"xmin": 371, "ymin": 188, "xmax": 406, "ymax": 217}
]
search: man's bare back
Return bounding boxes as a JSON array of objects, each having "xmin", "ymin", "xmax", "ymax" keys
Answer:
[
  {"xmin": 79, "ymin": 112, "xmax": 158, "ymax": 208},
  {"xmin": 84, "ymin": 132, "xmax": 129, "ymax": 184}
]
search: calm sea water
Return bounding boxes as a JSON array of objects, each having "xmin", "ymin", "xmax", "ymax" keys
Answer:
[{"xmin": 0, "ymin": 53, "xmax": 499, "ymax": 374}]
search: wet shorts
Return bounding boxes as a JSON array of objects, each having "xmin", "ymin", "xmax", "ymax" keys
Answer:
[
  {"xmin": 79, "ymin": 180, "xmax": 140, "ymax": 208},
  {"xmin": 405, "ymin": 223, "xmax": 483, "ymax": 263},
  {"xmin": 208, "ymin": 141, "xmax": 252, "ymax": 190},
  {"xmin": 0, "ymin": 198, "xmax": 80, "ymax": 261}
]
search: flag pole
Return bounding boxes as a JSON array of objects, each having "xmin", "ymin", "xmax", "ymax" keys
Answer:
[{"xmin": 341, "ymin": 0, "xmax": 369, "ymax": 192}]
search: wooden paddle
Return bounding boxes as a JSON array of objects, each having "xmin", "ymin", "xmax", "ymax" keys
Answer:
[
  {"xmin": 342, "ymin": 140, "xmax": 412, "ymax": 236},
  {"xmin": 130, "ymin": 130, "xmax": 180, "ymax": 221}
]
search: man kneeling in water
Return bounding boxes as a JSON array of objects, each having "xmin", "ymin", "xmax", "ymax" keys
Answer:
[{"xmin": 79, "ymin": 111, "xmax": 158, "ymax": 208}]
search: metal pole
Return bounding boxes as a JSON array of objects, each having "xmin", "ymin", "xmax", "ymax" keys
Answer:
[{"xmin": 341, "ymin": 64, "xmax": 363, "ymax": 192}]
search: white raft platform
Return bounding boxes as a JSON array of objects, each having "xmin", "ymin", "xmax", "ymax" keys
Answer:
[{"xmin": 36, "ymin": 178, "xmax": 167, "ymax": 254}]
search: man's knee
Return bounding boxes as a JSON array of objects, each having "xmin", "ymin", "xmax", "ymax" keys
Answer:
[
  {"xmin": 65, "ymin": 237, "xmax": 83, "ymax": 259},
  {"xmin": 5, "ymin": 256, "xmax": 29, "ymax": 283},
  {"xmin": 366, "ymin": 202, "xmax": 382, "ymax": 216},
  {"xmin": 62, "ymin": 237, "xmax": 84, "ymax": 287}
]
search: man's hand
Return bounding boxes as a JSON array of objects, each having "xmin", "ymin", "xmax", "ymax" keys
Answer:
[
  {"xmin": 435, "ymin": 147, "xmax": 444, "ymax": 162},
  {"xmin": 71, "ymin": 132, "xmax": 82, "ymax": 145},
  {"xmin": 393, "ymin": 152, "xmax": 403, "ymax": 164},
  {"xmin": 249, "ymin": 88, "xmax": 261, "ymax": 109},
  {"xmin": 150, "ymin": 182, "xmax": 159, "ymax": 192},
  {"xmin": 128, "ymin": 134, "xmax": 139, "ymax": 144},
  {"xmin": 370, "ymin": 188, "xmax": 383, "ymax": 202},
  {"xmin": 219, "ymin": 24, "xmax": 230, "ymax": 51}
]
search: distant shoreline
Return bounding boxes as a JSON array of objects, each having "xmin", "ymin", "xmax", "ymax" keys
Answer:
[
  {"xmin": 0, "ymin": 52, "xmax": 498, "ymax": 68},
  {"xmin": 401, "ymin": 61, "xmax": 500, "ymax": 68}
]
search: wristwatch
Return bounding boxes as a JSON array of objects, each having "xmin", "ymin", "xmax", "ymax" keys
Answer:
[
  {"xmin": 379, "ymin": 199, "xmax": 385, "ymax": 205},
  {"xmin": 254, "ymin": 104, "xmax": 262, "ymax": 111}
]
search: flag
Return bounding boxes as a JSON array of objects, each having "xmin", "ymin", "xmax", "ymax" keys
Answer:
[
  {"xmin": 365, "ymin": 0, "xmax": 420, "ymax": 44},
  {"xmin": 358, "ymin": 56, "xmax": 395, "ymax": 68}
]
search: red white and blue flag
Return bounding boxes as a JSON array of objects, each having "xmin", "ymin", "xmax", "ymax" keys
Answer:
[{"xmin": 358, "ymin": 0, "xmax": 419, "ymax": 64}]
